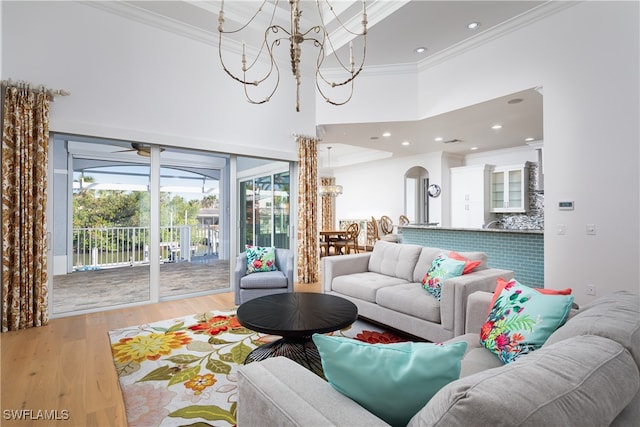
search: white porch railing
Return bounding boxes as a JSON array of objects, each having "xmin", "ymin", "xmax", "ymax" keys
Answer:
[{"xmin": 73, "ymin": 225, "xmax": 219, "ymax": 271}]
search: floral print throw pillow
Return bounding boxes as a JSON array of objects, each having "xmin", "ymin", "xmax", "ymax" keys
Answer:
[
  {"xmin": 480, "ymin": 279, "xmax": 574, "ymax": 364},
  {"xmin": 422, "ymin": 255, "xmax": 466, "ymax": 300},
  {"xmin": 245, "ymin": 245, "xmax": 277, "ymax": 274}
]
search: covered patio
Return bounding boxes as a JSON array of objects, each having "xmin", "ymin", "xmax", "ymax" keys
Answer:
[{"xmin": 52, "ymin": 257, "xmax": 230, "ymax": 314}]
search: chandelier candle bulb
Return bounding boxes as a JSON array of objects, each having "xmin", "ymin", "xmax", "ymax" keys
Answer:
[{"xmin": 350, "ymin": 42, "xmax": 354, "ymax": 72}]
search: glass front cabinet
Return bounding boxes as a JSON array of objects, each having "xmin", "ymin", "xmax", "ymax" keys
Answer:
[{"xmin": 490, "ymin": 163, "xmax": 530, "ymax": 213}]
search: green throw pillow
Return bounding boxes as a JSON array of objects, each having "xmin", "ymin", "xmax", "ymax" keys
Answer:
[
  {"xmin": 422, "ymin": 255, "xmax": 466, "ymax": 300},
  {"xmin": 313, "ymin": 334, "xmax": 467, "ymax": 427},
  {"xmin": 480, "ymin": 279, "xmax": 574, "ymax": 364},
  {"xmin": 245, "ymin": 245, "xmax": 277, "ymax": 274}
]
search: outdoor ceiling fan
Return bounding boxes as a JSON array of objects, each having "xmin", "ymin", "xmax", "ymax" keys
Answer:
[{"xmin": 115, "ymin": 142, "xmax": 165, "ymax": 157}]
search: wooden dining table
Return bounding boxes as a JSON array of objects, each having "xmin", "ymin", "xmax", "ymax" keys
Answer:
[{"xmin": 319, "ymin": 230, "xmax": 348, "ymax": 256}]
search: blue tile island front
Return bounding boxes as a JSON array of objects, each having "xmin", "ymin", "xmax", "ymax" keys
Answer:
[{"xmin": 399, "ymin": 225, "xmax": 544, "ymax": 288}]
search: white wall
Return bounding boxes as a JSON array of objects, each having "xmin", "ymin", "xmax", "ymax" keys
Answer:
[
  {"xmin": 464, "ymin": 145, "xmax": 539, "ymax": 168},
  {"xmin": 1, "ymin": 1, "xmax": 316, "ymax": 160},
  {"xmin": 322, "ymin": 1, "xmax": 640, "ymax": 305},
  {"xmin": 333, "ymin": 151, "xmax": 446, "ymax": 227}
]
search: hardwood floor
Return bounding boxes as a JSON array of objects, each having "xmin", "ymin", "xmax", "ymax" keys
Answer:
[{"xmin": 1, "ymin": 283, "xmax": 320, "ymax": 427}]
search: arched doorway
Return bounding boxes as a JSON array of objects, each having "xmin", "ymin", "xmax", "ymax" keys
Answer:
[{"xmin": 404, "ymin": 166, "xmax": 431, "ymax": 223}]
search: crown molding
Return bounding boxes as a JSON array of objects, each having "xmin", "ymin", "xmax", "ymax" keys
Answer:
[
  {"xmin": 416, "ymin": 1, "xmax": 579, "ymax": 73},
  {"xmin": 80, "ymin": 0, "xmax": 577, "ymax": 80},
  {"xmin": 78, "ymin": 1, "xmax": 217, "ymax": 46}
]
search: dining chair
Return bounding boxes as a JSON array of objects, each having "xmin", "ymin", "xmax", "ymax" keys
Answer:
[
  {"xmin": 333, "ymin": 223, "xmax": 360, "ymax": 255},
  {"xmin": 375, "ymin": 215, "xmax": 399, "ymax": 243},
  {"xmin": 380, "ymin": 215, "xmax": 394, "ymax": 235}
]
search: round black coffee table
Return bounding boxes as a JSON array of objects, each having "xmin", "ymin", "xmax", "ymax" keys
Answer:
[{"xmin": 236, "ymin": 292, "xmax": 358, "ymax": 377}]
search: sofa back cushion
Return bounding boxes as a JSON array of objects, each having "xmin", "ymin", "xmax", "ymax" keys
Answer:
[
  {"xmin": 410, "ymin": 335, "xmax": 640, "ymax": 427},
  {"xmin": 544, "ymin": 291, "xmax": 640, "ymax": 367},
  {"xmin": 368, "ymin": 240, "xmax": 423, "ymax": 282},
  {"xmin": 412, "ymin": 248, "xmax": 488, "ymax": 283},
  {"xmin": 412, "ymin": 247, "xmax": 444, "ymax": 283}
]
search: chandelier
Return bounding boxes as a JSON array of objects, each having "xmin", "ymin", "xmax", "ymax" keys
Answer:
[
  {"xmin": 319, "ymin": 146, "xmax": 343, "ymax": 196},
  {"xmin": 217, "ymin": 0, "xmax": 368, "ymax": 112},
  {"xmin": 319, "ymin": 183, "xmax": 343, "ymax": 196}
]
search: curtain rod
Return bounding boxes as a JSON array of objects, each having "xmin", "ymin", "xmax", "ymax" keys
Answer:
[
  {"xmin": 292, "ymin": 133, "xmax": 321, "ymax": 141},
  {"xmin": 1, "ymin": 79, "xmax": 70, "ymax": 100}
]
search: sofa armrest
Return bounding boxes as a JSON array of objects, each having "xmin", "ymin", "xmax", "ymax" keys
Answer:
[
  {"xmin": 440, "ymin": 268, "xmax": 514, "ymax": 336},
  {"xmin": 233, "ymin": 253, "xmax": 248, "ymax": 305},
  {"xmin": 238, "ymin": 357, "xmax": 390, "ymax": 427},
  {"xmin": 275, "ymin": 248, "xmax": 295, "ymax": 291},
  {"xmin": 322, "ymin": 253, "xmax": 372, "ymax": 293},
  {"xmin": 465, "ymin": 291, "xmax": 494, "ymax": 334}
]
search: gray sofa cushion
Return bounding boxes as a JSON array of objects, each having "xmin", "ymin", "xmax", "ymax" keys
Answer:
[
  {"xmin": 376, "ymin": 283, "xmax": 441, "ymax": 323},
  {"xmin": 410, "ymin": 335, "xmax": 640, "ymax": 427},
  {"xmin": 544, "ymin": 291, "xmax": 640, "ymax": 427},
  {"xmin": 544, "ymin": 291, "xmax": 640, "ymax": 365},
  {"xmin": 412, "ymin": 247, "xmax": 445, "ymax": 283},
  {"xmin": 445, "ymin": 332, "xmax": 504, "ymax": 377},
  {"xmin": 368, "ymin": 240, "xmax": 423, "ymax": 282},
  {"xmin": 239, "ymin": 270, "xmax": 288, "ymax": 289},
  {"xmin": 332, "ymin": 272, "xmax": 408, "ymax": 303}
]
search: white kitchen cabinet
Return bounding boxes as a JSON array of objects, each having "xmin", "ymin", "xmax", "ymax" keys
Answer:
[
  {"xmin": 490, "ymin": 163, "xmax": 530, "ymax": 213},
  {"xmin": 450, "ymin": 164, "xmax": 493, "ymax": 228}
]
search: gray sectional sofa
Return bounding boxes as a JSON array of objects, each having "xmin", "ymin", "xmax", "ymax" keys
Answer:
[
  {"xmin": 238, "ymin": 290, "xmax": 640, "ymax": 426},
  {"xmin": 322, "ymin": 240, "xmax": 514, "ymax": 342}
]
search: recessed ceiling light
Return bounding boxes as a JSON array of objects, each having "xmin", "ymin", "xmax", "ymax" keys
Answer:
[
  {"xmin": 434, "ymin": 137, "xmax": 443, "ymax": 142},
  {"xmin": 491, "ymin": 124, "xmax": 503, "ymax": 130},
  {"xmin": 370, "ymin": 136, "xmax": 379, "ymax": 140},
  {"xmin": 382, "ymin": 132, "xmax": 391, "ymax": 137},
  {"xmin": 414, "ymin": 47, "xmax": 427, "ymax": 54},
  {"xmin": 525, "ymin": 137, "xmax": 535, "ymax": 142},
  {"xmin": 401, "ymin": 141, "xmax": 410, "ymax": 146},
  {"xmin": 467, "ymin": 22, "xmax": 481, "ymax": 30},
  {"xmin": 470, "ymin": 147, "xmax": 478, "ymax": 150}
]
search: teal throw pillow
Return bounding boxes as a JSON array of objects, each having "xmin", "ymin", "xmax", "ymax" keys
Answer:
[
  {"xmin": 313, "ymin": 334, "xmax": 467, "ymax": 427},
  {"xmin": 421, "ymin": 255, "xmax": 466, "ymax": 300},
  {"xmin": 480, "ymin": 279, "xmax": 574, "ymax": 364},
  {"xmin": 245, "ymin": 245, "xmax": 277, "ymax": 274}
]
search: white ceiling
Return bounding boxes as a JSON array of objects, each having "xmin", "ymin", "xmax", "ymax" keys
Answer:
[{"xmin": 110, "ymin": 1, "xmax": 548, "ymax": 165}]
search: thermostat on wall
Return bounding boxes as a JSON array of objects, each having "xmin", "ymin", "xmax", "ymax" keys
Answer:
[{"xmin": 558, "ymin": 201, "xmax": 574, "ymax": 210}]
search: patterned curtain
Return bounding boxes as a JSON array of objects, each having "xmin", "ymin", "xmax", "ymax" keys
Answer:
[
  {"xmin": 1, "ymin": 84, "xmax": 50, "ymax": 332},
  {"xmin": 296, "ymin": 135, "xmax": 319, "ymax": 284},
  {"xmin": 320, "ymin": 176, "xmax": 335, "ymax": 231}
]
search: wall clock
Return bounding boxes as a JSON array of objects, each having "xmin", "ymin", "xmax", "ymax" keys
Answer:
[{"xmin": 427, "ymin": 184, "xmax": 441, "ymax": 198}]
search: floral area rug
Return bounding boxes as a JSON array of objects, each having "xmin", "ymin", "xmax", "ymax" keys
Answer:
[{"xmin": 108, "ymin": 310, "xmax": 406, "ymax": 427}]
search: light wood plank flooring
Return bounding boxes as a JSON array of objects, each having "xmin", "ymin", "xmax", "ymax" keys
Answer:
[{"xmin": 1, "ymin": 283, "xmax": 320, "ymax": 427}]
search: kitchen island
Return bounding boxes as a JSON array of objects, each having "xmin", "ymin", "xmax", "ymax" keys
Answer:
[{"xmin": 399, "ymin": 225, "xmax": 543, "ymax": 287}]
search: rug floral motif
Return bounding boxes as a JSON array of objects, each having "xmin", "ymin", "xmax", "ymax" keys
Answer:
[{"xmin": 108, "ymin": 310, "xmax": 407, "ymax": 427}]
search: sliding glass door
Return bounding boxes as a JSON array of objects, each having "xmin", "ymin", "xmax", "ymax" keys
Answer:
[
  {"xmin": 51, "ymin": 135, "xmax": 231, "ymax": 317},
  {"xmin": 51, "ymin": 138, "xmax": 152, "ymax": 315},
  {"xmin": 158, "ymin": 148, "xmax": 230, "ymax": 299},
  {"xmin": 239, "ymin": 166, "xmax": 290, "ymax": 250}
]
